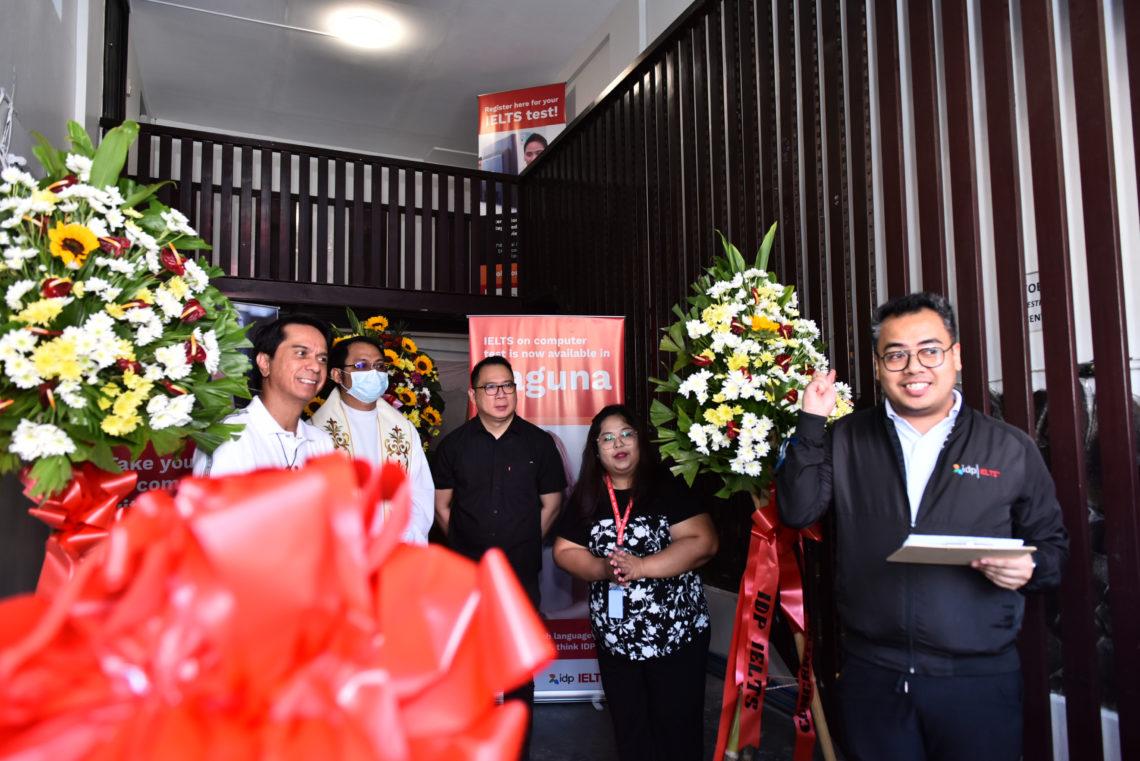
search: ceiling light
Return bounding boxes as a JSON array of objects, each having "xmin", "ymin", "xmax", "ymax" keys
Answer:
[{"xmin": 328, "ymin": 7, "xmax": 404, "ymax": 50}]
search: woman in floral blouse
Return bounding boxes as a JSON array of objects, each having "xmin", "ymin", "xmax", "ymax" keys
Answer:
[{"xmin": 554, "ymin": 404, "xmax": 718, "ymax": 761}]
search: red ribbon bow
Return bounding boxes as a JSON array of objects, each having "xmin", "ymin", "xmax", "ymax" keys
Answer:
[{"xmin": 1, "ymin": 454, "xmax": 554, "ymax": 760}]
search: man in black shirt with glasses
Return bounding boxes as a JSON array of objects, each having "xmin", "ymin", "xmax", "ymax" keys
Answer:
[{"xmin": 432, "ymin": 355, "xmax": 566, "ymax": 759}]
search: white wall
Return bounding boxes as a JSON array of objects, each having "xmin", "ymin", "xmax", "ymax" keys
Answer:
[
  {"xmin": 557, "ymin": 0, "xmax": 693, "ymax": 122},
  {"xmin": 0, "ymin": 0, "xmax": 104, "ymax": 169}
]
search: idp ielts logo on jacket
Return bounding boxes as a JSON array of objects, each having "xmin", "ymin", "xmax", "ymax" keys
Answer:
[{"xmin": 952, "ymin": 463, "xmax": 1001, "ymax": 479}]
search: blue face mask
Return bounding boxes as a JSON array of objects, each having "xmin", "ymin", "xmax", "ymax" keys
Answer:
[{"xmin": 344, "ymin": 369, "xmax": 388, "ymax": 404}]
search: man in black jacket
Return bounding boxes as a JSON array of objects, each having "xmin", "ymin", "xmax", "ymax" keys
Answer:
[{"xmin": 777, "ymin": 292, "xmax": 1067, "ymax": 761}]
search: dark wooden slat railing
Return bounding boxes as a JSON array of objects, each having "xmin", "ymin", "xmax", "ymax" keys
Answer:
[{"xmin": 122, "ymin": 121, "xmax": 525, "ymax": 315}]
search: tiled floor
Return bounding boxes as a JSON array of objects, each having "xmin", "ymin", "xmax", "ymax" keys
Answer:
[{"xmin": 531, "ymin": 669, "xmax": 822, "ymax": 761}]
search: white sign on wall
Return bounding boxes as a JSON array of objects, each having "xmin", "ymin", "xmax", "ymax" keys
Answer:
[{"xmin": 1026, "ymin": 271, "xmax": 1043, "ymax": 333}]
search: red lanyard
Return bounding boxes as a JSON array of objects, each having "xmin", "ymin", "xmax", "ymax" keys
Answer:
[{"xmin": 605, "ymin": 475, "xmax": 634, "ymax": 546}]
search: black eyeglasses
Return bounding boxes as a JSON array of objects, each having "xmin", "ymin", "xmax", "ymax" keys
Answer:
[
  {"xmin": 474, "ymin": 381, "xmax": 517, "ymax": 396},
  {"xmin": 343, "ymin": 360, "xmax": 390, "ymax": 372},
  {"xmin": 878, "ymin": 346, "xmax": 951, "ymax": 372},
  {"xmin": 597, "ymin": 429, "xmax": 637, "ymax": 449}
]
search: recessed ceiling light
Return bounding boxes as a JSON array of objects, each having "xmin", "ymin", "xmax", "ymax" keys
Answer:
[{"xmin": 328, "ymin": 6, "xmax": 404, "ymax": 50}]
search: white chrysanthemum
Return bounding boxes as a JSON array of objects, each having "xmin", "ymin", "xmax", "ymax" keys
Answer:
[
  {"xmin": 160, "ymin": 209, "xmax": 196, "ymax": 236},
  {"xmin": 195, "ymin": 328, "xmax": 221, "ymax": 374},
  {"xmin": 685, "ymin": 319, "xmax": 712, "ymax": 339},
  {"xmin": 0, "ymin": 167, "xmax": 36, "ymax": 188},
  {"xmin": 182, "ymin": 259, "xmax": 209, "ymax": 293},
  {"xmin": 153, "ymin": 286, "xmax": 182, "ymax": 320},
  {"xmin": 709, "ymin": 330, "xmax": 742, "ymax": 353},
  {"xmin": 687, "ymin": 423, "xmax": 711, "ymax": 455},
  {"xmin": 154, "ymin": 344, "xmax": 191, "ymax": 380},
  {"xmin": 57, "ymin": 381, "xmax": 87, "ymax": 409},
  {"xmin": 147, "ymin": 393, "xmax": 196, "ymax": 430},
  {"xmin": 5, "ymin": 279, "xmax": 37, "ymax": 311},
  {"xmin": 64, "ymin": 154, "xmax": 93, "ymax": 182},
  {"xmin": 135, "ymin": 314, "xmax": 164, "ymax": 346},
  {"xmin": 94, "ymin": 255, "xmax": 137, "ymax": 276},
  {"xmin": 142, "ymin": 363, "xmax": 165, "ymax": 382},
  {"xmin": 0, "ymin": 328, "xmax": 37, "ymax": 359},
  {"xmin": 677, "ymin": 369, "xmax": 713, "ymax": 404},
  {"xmin": 9, "ymin": 419, "xmax": 76, "ymax": 460},
  {"xmin": 3, "ymin": 246, "xmax": 38, "ymax": 267},
  {"xmin": 4, "ymin": 355, "xmax": 42, "ymax": 388},
  {"xmin": 86, "ymin": 216, "xmax": 110, "ymax": 239},
  {"xmin": 124, "ymin": 221, "xmax": 159, "ymax": 253}
]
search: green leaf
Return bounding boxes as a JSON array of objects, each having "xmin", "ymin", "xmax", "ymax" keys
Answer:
[
  {"xmin": 649, "ymin": 398, "xmax": 676, "ymax": 426},
  {"xmin": 660, "ymin": 332, "xmax": 682, "ymax": 354},
  {"xmin": 89, "ymin": 121, "xmax": 139, "ymax": 189},
  {"xmin": 755, "ymin": 222, "xmax": 778, "ymax": 271},
  {"xmin": 170, "ymin": 235, "xmax": 211, "ymax": 251},
  {"xmin": 716, "ymin": 230, "xmax": 747, "ymax": 272},
  {"xmin": 85, "ymin": 440, "xmax": 122, "ymax": 473},
  {"xmin": 121, "ymin": 180, "xmax": 172, "ymax": 209},
  {"xmin": 31, "ymin": 131, "xmax": 66, "ymax": 178},
  {"xmin": 25, "ymin": 456, "xmax": 73, "ymax": 499},
  {"xmin": 675, "ymin": 403, "xmax": 693, "ymax": 433},
  {"xmin": 67, "ymin": 120, "xmax": 96, "ymax": 157},
  {"xmin": 346, "ymin": 308, "xmax": 364, "ymax": 334}
]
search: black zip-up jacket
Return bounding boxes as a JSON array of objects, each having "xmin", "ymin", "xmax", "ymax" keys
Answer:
[{"xmin": 777, "ymin": 403, "xmax": 1068, "ymax": 676}]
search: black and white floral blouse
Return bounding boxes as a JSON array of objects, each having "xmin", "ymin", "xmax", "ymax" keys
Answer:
[{"xmin": 560, "ymin": 480, "xmax": 711, "ymax": 661}]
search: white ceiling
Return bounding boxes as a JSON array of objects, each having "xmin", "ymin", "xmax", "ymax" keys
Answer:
[{"xmin": 130, "ymin": 0, "xmax": 623, "ymax": 167}]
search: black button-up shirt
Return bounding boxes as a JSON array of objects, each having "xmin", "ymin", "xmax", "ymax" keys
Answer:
[{"xmin": 432, "ymin": 415, "xmax": 567, "ymax": 586}]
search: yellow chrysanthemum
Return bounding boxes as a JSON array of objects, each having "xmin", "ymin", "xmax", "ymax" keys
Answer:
[
  {"xmin": 101, "ymin": 413, "xmax": 141, "ymax": 436},
  {"xmin": 164, "ymin": 277, "xmax": 190, "ymax": 300},
  {"xmin": 407, "ymin": 409, "xmax": 421, "ymax": 426},
  {"xmin": 133, "ymin": 287, "xmax": 154, "ymax": 304},
  {"xmin": 422, "ymin": 406, "xmax": 442, "ymax": 426},
  {"xmin": 414, "ymin": 354, "xmax": 433, "ymax": 374},
  {"xmin": 32, "ymin": 336, "xmax": 83, "ymax": 382},
  {"xmin": 703, "ymin": 404, "xmax": 736, "ymax": 427},
  {"xmin": 395, "ymin": 386, "xmax": 417, "ymax": 407},
  {"xmin": 712, "ymin": 393, "xmax": 726, "ymax": 404},
  {"xmin": 15, "ymin": 298, "xmax": 68, "ymax": 327},
  {"xmin": 48, "ymin": 222, "xmax": 99, "ymax": 268},
  {"xmin": 727, "ymin": 353, "xmax": 750, "ymax": 371},
  {"xmin": 115, "ymin": 340, "xmax": 136, "ymax": 362},
  {"xmin": 105, "ymin": 303, "xmax": 127, "ymax": 319},
  {"xmin": 752, "ymin": 315, "xmax": 780, "ymax": 332},
  {"xmin": 759, "ymin": 351, "xmax": 775, "ymax": 364},
  {"xmin": 31, "ymin": 188, "xmax": 59, "ymax": 211},
  {"xmin": 701, "ymin": 304, "xmax": 731, "ymax": 329},
  {"xmin": 122, "ymin": 369, "xmax": 152, "ymax": 392},
  {"xmin": 397, "ymin": 358, "xmax": 414, "ymax": 372},
  {"xmin": 98, "ymin": 383, "xmax": 121, "ymax": 411},
  {"xmin": 363, "ymin": 315, "xmax": 389, "ymax": 332},
  {"xmin": 401, "ymin": 337, "xmax": 417, "ymax": 353}
]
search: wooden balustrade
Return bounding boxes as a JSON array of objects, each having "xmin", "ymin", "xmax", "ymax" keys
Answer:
[{"xmin": 119, "ymin": 121, "xmax": 525, "ymax": 315}]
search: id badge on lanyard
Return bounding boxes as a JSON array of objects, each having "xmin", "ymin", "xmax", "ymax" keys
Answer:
[{"xmin": 606, "ymin": 475, "xmax": 633, "ymax": 620}]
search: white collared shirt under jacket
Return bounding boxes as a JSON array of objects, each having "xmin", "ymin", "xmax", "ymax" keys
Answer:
[
  {"xmin": 191, "ymin": 395, "xmax": 335, "ymax": 478},
  {"xmin": 884, "ymin": 389, "xmax": 963, "ymax": 526}
]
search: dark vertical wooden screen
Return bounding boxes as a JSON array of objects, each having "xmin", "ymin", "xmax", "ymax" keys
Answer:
[{"xmin": 522, "ymin": 1, "xmax": 1139, "ymax": 758}]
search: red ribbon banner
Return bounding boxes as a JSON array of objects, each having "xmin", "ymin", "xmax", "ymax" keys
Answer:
[{"xmin": 713, "ymin": 486, "xmax": 821, "ymax": 761}]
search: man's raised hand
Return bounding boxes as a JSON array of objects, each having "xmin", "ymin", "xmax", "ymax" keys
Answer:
[{"xmin": 802, "ymin": 369, "xmax": 838, "ymax": 417}]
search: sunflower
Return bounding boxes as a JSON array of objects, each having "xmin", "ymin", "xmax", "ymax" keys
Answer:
[
  {"xmin": 48, "ymin": 222, "xmax": 99, "ymax": 268},
  {"xmin": 422, "ymin": 406, "xmax": 442, "ymax": 426},
  {"xmin": 413, "ymin": 354, "xmax": 433, "ymax": 374},
  {"xmin": 333, "ymin": 334, "xmax": 357, "ymax": 346},
  {"xmin": 401, "ymin": 336, "xmax": 417, "ymax": 353},
  {"xmin": 395, "ymin": 386, "xmax": 417, "ymax": 407},
  {"xmin": 363, "ymin": 315, "xmax": 389, "ymax": 332},
  {"xmin": 305, "ymin": 396, "xmax": 326, "ymax": 418},
  {"xmin": 383, "ymin": 348, "xmax": 399, "ymax": 364}
]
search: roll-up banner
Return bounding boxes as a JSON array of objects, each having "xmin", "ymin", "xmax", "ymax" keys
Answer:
[
  {"xmin": 476, "ymin": 83, "xmax": 566, "ymax": 297},
  {"xmin": 468, "ymin": 315, "xmax": 625, "ymax": 702}
]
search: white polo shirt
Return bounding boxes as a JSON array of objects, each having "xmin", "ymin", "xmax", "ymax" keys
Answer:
[
  {"xmin": 191, "ymin": 395, "xmax": 336, "ymax": 477},
  {"xmin": 884, "ymin": 389, "xmax": 962, "ymax": 526}
]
